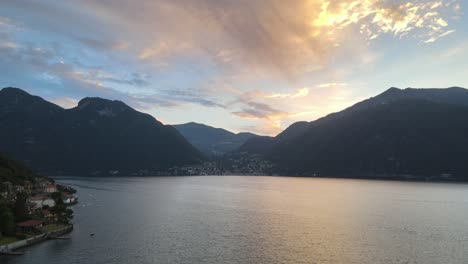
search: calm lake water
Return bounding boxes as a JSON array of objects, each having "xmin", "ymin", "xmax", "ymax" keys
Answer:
[{"xmin": 2, "ymin": 176, "xmax": 468, "ymax": 264}]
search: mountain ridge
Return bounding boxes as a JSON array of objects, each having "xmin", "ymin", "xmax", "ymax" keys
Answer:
[
  {"xmin": 2, "ymin": 86, "xmax": 468, "ymax": 180},
  {"xmin": 0, "ymin": 87, "xmax": 204, "ymax": 176},
  {"xmin": 173, "ymin": 122, "xmax": 259, "ymax": 156},
  {"xmin": 236, "ymin": 87, "xmax": 468, "ymax": 180}
]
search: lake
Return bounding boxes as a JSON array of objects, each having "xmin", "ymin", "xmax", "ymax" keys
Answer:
[{"xmin": 2, "ymin": 176, "xmax": 468, "ymax": 264}]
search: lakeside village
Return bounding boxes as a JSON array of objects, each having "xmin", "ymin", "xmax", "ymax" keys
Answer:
[
  {"xmin": 88, "ymin": 153, "xmax": 276, "ymax": 177},
  {"xmin": 0, "ymin": 177, "xmax": 77, "ymax": 252}
]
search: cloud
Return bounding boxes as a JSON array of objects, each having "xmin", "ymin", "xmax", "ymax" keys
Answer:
[
  {"xmin": 3, "ymin": 0, "xmax": 458, "ymax": 81},
  {"xmin": 0, "ymin": 26, "xmax": 225, "ymax": 110},
  {"xmin": 90, "ymin": 72, "xmax": 151, "ymax": 88},
  {"xmin": 0, "ymin": 16, "xmax": 13, "ymax": 27},
  {"xmin": 316, "ymin": 82, "xmax": 349, "ymax": 88},
  {"xmin": 240, "ymin": 121, "xmax": 283, "ymax": 136},
  {"xmin": 138, "ymin": 40, "xmax": 192, "ymax": 60},
  {"xmin": 0, "ymin": 0, "xmax": 463, "ymax": 135},
  {"xmin": 266, "ymin": 88, "xmax": 310, "ymax": 99},
  {"xmin": 424, "ymin": 29, "xmax": 455, "ymax": 43},
  {"xmin": 230, "ymin": 90, "xmax": 321, "ymax": 135},
  {"xmin": 232, "ymin": 101, "xmax": 289, "ymax": 120},
  {"xmin": 0, "ymin": 41, "xmax": 17, "ymax": 49},
  {"xmin": 78, "ymin": 38, "xmax": 129, "ymax": 51},
  {"xmin": 313, "ymin": 0, "xmax": 458, "ymax": 43}
]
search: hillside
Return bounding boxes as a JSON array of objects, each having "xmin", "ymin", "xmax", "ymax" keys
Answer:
[
  {"xmin": 0, "ymin": 87, "xmax": 204, "ymax": 175},
  {"xmin": 173, "ymin": 122, "xmax": 258, "ymax": 156},
  {"xmin": 0, "ymin": 153, "xmax": 38, "ymax": 185},
  {"xmin": 238, "ymin": 87, "xmax": 468, "ymax": 180}
]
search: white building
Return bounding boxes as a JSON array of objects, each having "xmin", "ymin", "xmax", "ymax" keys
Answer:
[
  {"xmin": 44, "ymin": 184, "xmax": 57, "ymax": 193},
  {"xmin": 63, "ymin": 194, "xmax": 77, "ymax": 204},
  {"xmin": 29, "ymin": 196, "xmax": 55, "ymax": 209}
]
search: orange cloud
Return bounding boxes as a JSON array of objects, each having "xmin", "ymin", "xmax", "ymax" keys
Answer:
[
  {"xmin": 316, "ymin": 82, "xmax": 349, "ymax": 88},
  {"xmin": 265, "ymin": 88, "xmax": 310, "ymax": 99},
  {"xmin": 312, "ymin": 0, "xmax": 458, "ymax": 43},
  {"xmin": 58, "ymin": 0, "xmax": 449, "ymax": 82}
]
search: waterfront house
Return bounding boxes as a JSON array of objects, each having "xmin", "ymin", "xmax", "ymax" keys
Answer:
[
  {"xmin": 63, "ymin": 194, "xmax": 77, "ymax": 204},
  {"xmin": 16, "ymin": 219, "xmax": 43, "ymax": 234},
  {"xmin": 29, "ymin": 196, "xmax": 55, "ymax": 209},
  {"xmin": 44, "ymin": 184, "xmax": 57, "ymax": 193},
  {"xmin": 42, "ymin": 209, "xmax": 57, "ymax": 223}
]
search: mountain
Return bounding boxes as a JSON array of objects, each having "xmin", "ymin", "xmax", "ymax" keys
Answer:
[
  {"xmin": 173, "ymin": 122, "xmax": 258, "ymax": 156},
  {"xmin": 238, "ymin": 87, "xmax": 468, "ymax": 180},
  {"xmin": 0, "ymin": 87, "xmax": 204, "ymax": 175},
  {"xmin": 0, "ymin": 152, "xmax": 39, "ymax": 185}
]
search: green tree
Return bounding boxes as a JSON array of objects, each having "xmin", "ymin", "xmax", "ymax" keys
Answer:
[
  {"xmin": 50, "ymin": 192, "xmax": 73, "ymax": 224},
  {"xmin": 13, "ymin": 192, "xmax": 29, "ymax": 222},
  {"xmin": 0, "ymin": 199, "xmax": 15, "ymax": 236}
]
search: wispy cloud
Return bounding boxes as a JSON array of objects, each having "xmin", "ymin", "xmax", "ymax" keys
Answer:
[
  {"xmin": 424, "ymin": 29, "xmax": 456, "ymax": 43},
  {"xmin": 232, "ymin": 101, "xmax": 289, "ymax": 120},
  {"xmin": 3, "ymin": 0, "xmax": 458, "ymax": 80},
  {"xmin": 78, "ymin": 38, "xmax": 129, "ymax": 51},
  {"xmin": 314, "ymin": 0, "xmax": 458, "ymax": 44},
  {"xmin": 265, "ymin": 88, "xmax": 310, "ymax": 99},
  {"xmin": 0, "ymin": 0, "xmax": 464, "ymax": 135},
  {"xmin": 316, "ymin": 82, "xmax": 349, "ymax": 88},
  {"xmin": 0, "ymin": 37, "xmax": 224, "ymax": 110}
]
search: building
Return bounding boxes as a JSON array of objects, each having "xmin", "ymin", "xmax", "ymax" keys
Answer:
[
  {"xmin": 14, "ymin": 185, "xmax": 25, "ymax": 193},
  {"xmin": 16, "ymin": 219, "xmax": 43, "ymax": 233},
  {"xmin": 29, "ymin": 196, "xmax": 55, "ymax": 209},
  {"xmin": 63, "ymin": 194, "xmax": 77, "ymax": 204},
  {"xmin": 23, "ymin": 180, "xmax": 33, "ymax": 194},
  {"xmin": 44, "ymin": 184, "xmax": 57, "ymax": 193},
  {"xmin": 34, "ymin": 179, "xmax": 49, "ymax": 192},
  {"xmin": 42, "ymin": 209, "xmax": 57, "ymax": 223}
]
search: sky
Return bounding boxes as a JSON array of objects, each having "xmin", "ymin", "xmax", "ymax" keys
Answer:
[{"xmin": 0, "ymin": 0, "xmax": 467, "ymax": 136}]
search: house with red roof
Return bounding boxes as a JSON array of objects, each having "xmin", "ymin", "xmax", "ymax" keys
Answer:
[{"xmin": 16, "ymin": 219, "xmax": 43, "ymax": 233}]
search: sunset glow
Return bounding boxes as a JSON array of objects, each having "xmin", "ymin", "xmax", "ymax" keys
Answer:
[{"xmin": 0, "ymin": 0, "xmax": 466, "ymax": 135}]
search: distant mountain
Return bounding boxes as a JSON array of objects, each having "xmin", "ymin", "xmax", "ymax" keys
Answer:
[
  {"xmin": 173, "ymin": 122, "xmax": 258, "ymax": 156},
  {"xmin": 0, "ymin": 87, "xmax": 204, "ymax": 175},
  {"xmin": 238, "ymin": 87, "xmax": 468, "ymax": 180}
]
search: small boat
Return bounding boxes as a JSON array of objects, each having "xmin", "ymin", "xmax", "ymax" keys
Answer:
[{"xmin": 90, "ymin": 233, "xmax": 95, "ymax": 236}]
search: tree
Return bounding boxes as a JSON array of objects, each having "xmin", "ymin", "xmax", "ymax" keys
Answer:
[
  {"xmin": 0, "ymin": 199, "xmax": 15, "ymax": 236},
  {"xmin": 51, "ymin": 192, "xmax": 64, "ymax": 208},
  {"xmin": 50, "ymin": 192, "xmax": 73, "ymax": 224},
  {"xmin": 13, "ymin": 192, "xmax": 29, "ymax": 222}
]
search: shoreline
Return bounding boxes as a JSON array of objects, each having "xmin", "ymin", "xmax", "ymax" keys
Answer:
[
  {"xmin": 0, "ymin": 225, "xmax": 73, "ymax": 255},
  {"xmin": 52, "ymin": 174, "xmax": 468, "ymax": 184}
]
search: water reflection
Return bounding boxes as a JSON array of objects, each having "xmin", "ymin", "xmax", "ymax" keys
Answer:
[{"xmin": 2, "ymin": 176, "xmax": 468, "ymax": 264}]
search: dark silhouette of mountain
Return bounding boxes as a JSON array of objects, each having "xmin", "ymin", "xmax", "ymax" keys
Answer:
[
  {"xmin": 173, "ymin": 122, "xmax": 258, "ymax": 156},
  {"xmin": 0, "ymin": 87, "xmax": 204, "ymax": 175},
  {"xmin": 237, "ymin": 136, "xmax": 275, "ymax": 155},
  {"xmin": 238, "ymin": 87, "xmax": 468, "ymax": 180},
  {"xmin": 276, "ymin": 121, "xmax": 310, "ymax": 141}
]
